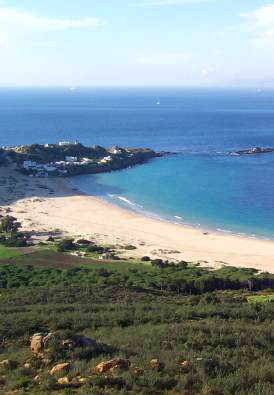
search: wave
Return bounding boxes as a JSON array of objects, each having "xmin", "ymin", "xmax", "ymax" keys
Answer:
[
  {"xmin": 117, "ymin": 196, "xmax": 137, "ymax": 206},
  {"xmin": 217, "ymin": 228, "xmax": 233, "ymax": 234}
]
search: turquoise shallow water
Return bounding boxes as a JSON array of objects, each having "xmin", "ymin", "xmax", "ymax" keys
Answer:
[
  {"xmin": 1, "ymin": 87, "xmax": 274, "ymax": 238},
  {"xmin": 71, "ymin": 152, "xmax": 274, "ymax": 239}
]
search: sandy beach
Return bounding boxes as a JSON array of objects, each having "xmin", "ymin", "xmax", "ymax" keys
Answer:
[{"xmin": 1, "ymin": 164, "xmax": 274, "ymax": 273}]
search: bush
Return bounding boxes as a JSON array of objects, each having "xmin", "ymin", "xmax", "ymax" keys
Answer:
[
  {"xmin": 178, "ymin": 260, "xmax": 188, "ymax": 268},
  {"xmin": 4, "ymin": 236, "xmax": 28, "ymax": 247},
  {"xmin": 57, "ymin": 239, "xmax": 76, "ymax": 252},
  {"xmin": 141, "ymin": 256, "xmax": 150, "ymax": 262},
  {"xmin": 151, "ymin": 259, "xmax": 165, "ymax": 268},
  {"xmin": 15, "ymin": 376, "xmax": 31, "ymax": 389},
  {"xmin": 124, "ymin": 245, "xmax": 137, "ymax": 250},
  {"xmin": 87, "ymin": 245, "xmax": 105, "ymax": 254},
  {"xmin": 0, "ymin": 215, "xmax": 21, "ymax": 234}
]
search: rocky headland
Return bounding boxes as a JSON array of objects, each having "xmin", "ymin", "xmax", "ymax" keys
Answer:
[
  {"xmin": 0, "ymin": 142, "xmax": 169, "ymax": 178},
  {"xmin": 231, "ymin": 146, "xmax": 274, "ymax": 156}
]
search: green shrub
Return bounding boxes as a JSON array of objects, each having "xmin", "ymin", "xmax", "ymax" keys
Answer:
[
  {"xmin": 15, "ymin": 376, "xmax": 32, "ymax": 389},
  {"xmin": 87, "ymin": 245, "xmax": 105, "ymax": 254},
  {"xmin": 141, "ymin": 256, "xmax": 150, "ymax": 262},
  {"xmin": 57, "ymin": 239, "xmax": 76, "ymax": 252},
  {"xmin": 124, "ymin": 245, "xmax": 137, "ymax": 250}
]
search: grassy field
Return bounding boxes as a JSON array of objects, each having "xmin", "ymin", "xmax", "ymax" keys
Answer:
[
  {"xmin": 0, "ymin": 245, "xmax": 22, "ymax": 260},
  {"xmin": 247, "ymin": 294, "xmax": 274, "ymax": 304}
]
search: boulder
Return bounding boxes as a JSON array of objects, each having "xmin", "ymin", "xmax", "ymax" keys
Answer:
[
  {"xmin": 30, "ymin": 332, "xmax": 97, "ymax": 356},
  {"xmin": 58, "ymin": 377, "xmax": 70, "ymax": 385},
  {"xmin": 78, "ymin": 377, "xmax": 87, "ymax": 383},
  {"xmin": 49, "ymin": 363, "xmax": 70, "ymax": 376},
  {"xmin": 179, "ymin": 360, "xmax": 190, "ymax": 369},
  {"xmin": 96, "ymin": 358, "xmax": 130, "ymax": 373},
  {"xmin": 249, "ymin": 147, "xmax": 262, "ymax": 154},
  {"xmin": 0, "ymin": 360, "xmax": 14, "ymax": 369},
  {"xmin": 150, "ymin": 359, "xmax": 164, "ymax": 371},
  {"xmin": 131, "ymin": 366, "xmax": 143, "ymax": 376},
  {"xmin": 30, "ymin": 332, "xmax": 54, "ymax": 355},
  {"xmin": 61, "ymin": 339, "xmax": 76, "ymax": 349}
]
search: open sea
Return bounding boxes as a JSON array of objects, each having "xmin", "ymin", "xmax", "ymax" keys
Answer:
[{"xmin": 1, "ymin": 87, "xmax": 274, "ymax": 238}]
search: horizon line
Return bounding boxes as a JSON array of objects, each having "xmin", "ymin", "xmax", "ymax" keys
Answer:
[{"xmin": 0, "ymin": 84, "xmax": 274, "ymax": 90}]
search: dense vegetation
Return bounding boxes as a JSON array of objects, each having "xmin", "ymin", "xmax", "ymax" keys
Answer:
[
  {"xmin": 1, "ymin": 214, "xmax": 274, "ymax": 394},
  {"xmin": 0, "ymin": 216, "xmax": 29, "ymax": 247},
  {"xmin": 1, "ymin": 283, "xmax": 274, "ymax": 395},
  {"xmin": 1, "ymin": 247, "xmax": 274, "ymax": 294},
  {"xmin": 14, "ymin": 143, "xmax": 112, "ymax": 163},
  {"xmin": 10, "ymin": 143, "xmax": 159, "ymax": 166}
]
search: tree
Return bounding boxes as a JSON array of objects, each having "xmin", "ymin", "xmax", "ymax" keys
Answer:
[
  {"xmin": 57, "ymin": 239, "xmax": 76, "ymax": 252},
  {"xmin": 151, "ymin": 259, "xmax": 165, "ymax": 268},
  {"xmin": 0, "ymin": 216, "xmax": 21, "ymax": 235},
  {"xmin": 178, "ymin": 260, "xmax": 188, "ymax": 268}
]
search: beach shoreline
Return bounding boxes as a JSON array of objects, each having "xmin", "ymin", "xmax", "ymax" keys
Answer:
[
  {"xmin": 1, "ymin": 164, "xmax": 274, "ymax": 273},
  {"xmin": 67, "ymin": 177, "xmax": 270, "ymax": 242}
]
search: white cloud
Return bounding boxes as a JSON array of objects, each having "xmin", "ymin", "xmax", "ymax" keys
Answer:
[
  {"xmin": 0, "ymin": 6, "xmax": 99, "ymax": 31},
  {"xmin": 135, "ymin": 0, "xmax": 209, "ymax": 6},
  {"xmin": 241, "ymin": 4, "xmax": 274, "ymax": 48},
  {"xmin": 241, "ymin": 4, "xmax": 274, "ymax": 29}
]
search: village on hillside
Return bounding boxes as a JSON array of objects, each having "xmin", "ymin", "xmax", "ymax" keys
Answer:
[{"xmin": 0, "ymin": 140, "xmax": 161, "ymax": 177}]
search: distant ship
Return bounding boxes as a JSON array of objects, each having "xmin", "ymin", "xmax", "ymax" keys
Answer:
[{"xmin": 157, "ymin": 101, "xmax": 160, "ymax": 105}]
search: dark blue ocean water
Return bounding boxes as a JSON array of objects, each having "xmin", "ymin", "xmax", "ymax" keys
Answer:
[{"xmin": 1, "ymin": 87, "xmax": 274, "ymax": 238}]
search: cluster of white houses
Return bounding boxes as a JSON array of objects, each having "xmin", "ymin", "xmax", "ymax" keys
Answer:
[
  {"xmin": 21, "ymin": 142, "xmax": 127, "ymax": 177},
  {"xmin": 22, "ymin": 161, "xmax": 68, "ymax": 177}
]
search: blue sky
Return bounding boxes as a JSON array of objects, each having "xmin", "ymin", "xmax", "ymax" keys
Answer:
[{"xmin": 0, "ymin": 0, "xmax": 274, "ymax": 86}]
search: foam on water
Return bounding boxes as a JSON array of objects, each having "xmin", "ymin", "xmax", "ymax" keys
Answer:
[{"xmin": 117, "ymin": 196, "xmax": 136, "ymax": 206}]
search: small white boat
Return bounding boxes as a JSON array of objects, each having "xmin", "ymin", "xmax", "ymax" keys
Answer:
[{"xmin": 157, "ymin": 101, "xmax": 160, "ymax": 105}]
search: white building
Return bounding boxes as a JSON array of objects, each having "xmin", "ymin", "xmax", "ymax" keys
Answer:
[
  {"xmin": 59, "ymin": 140, "xmax": 79, "ymax": 146},
  {"xmin": 65, "ymin": 156, "xmax": 77, "ymax": 162},
  {"xmin": 109, "ymin": 146, "xmax": 122, "ymax": 155},
  {"xmin": 59, "ymin": 141, "xmax": 72, "ymax": 146},
  {"xmin": 100, "ymin": 156, "xmax": 113, "ymax": 164}
]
